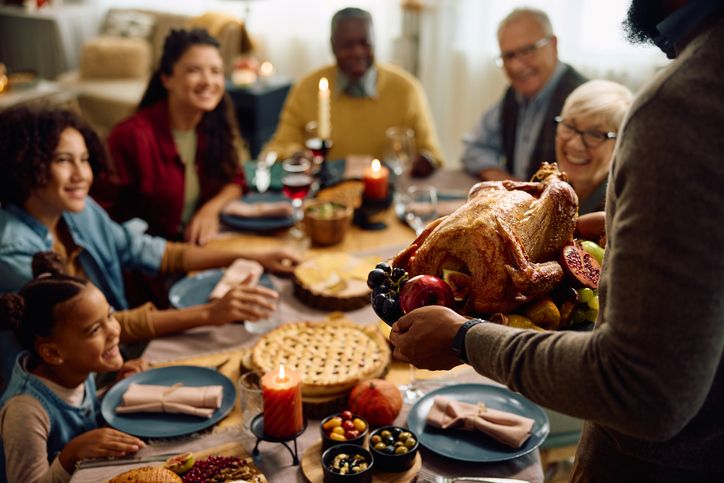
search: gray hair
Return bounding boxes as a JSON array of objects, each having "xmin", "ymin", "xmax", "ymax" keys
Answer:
[
  {"xmin": 331, "ymin": 7, "xmax": 373, "ymax": 38},
  {"xmin": 561, "ymin": 80, "xmax": 634, "ymax": 130},
  {"xmin": 497, "ymin": 7, "xmax": 554, "ymax": 39}
]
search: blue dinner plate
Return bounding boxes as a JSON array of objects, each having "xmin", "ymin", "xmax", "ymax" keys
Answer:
[
  {"xmin": 169, "ymin": 269, "xmax": 274, "ymax": 309},
  {"xmin": 101, "ymin": 366, "xmax": 236, "ymax": 438},
  {"xmin": 406, "ymin": 383, "xmax": 549, "ymax": 463},
  {"xmin": 220, "ymin": 191, "xmax": 295, "ymax": 232}
]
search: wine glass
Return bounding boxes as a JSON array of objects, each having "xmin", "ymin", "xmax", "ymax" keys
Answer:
[
  {"xmin": 304, "ymin": 121, "xmax": 333, "ymax": 175},
  {"xmin": 384, "ymin": 127, "xmax": 415, "ymax": 190},
  {"xmin": 282, "ymin": 157, "xmax": 313, "ymax": 238},
  {"xmin": 401, "ymin": 185, "xmax": 438, "ymax": 236}
]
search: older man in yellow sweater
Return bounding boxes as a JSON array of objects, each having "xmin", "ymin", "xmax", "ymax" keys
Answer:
[{"xmin": 263, "ymin": 7, "xmax": 444, "ymax": 177}]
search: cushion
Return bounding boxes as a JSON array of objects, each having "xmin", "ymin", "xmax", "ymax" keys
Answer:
[
  {"xmin": 100, "ymin": 10, "xmax": 156, "ymax": 40},
  {"xmin": 79, "ymin": 36, "xmax": 152, "ymax": 80}
]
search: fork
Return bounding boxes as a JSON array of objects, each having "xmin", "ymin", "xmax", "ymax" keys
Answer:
[{"xmin": 416, "ymin": 468, "xmax": 529, "ymax": 483}]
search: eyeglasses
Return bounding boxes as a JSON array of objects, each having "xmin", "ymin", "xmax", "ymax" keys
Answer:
[
  {"xmin": 495, "ymin": 36, "xmax": 552, "ymax": 67},
  {"xmin": 554, "ymin": 116, "xmax": 617, "ymax": 149}
]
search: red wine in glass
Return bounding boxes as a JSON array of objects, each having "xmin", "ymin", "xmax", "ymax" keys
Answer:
[{"xmin": 282, "ymin": 174, "xmax": 313, "ymax": 200}]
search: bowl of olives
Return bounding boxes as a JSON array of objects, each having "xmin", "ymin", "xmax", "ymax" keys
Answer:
[
  {"xmin": 320, "ymin": 411, "xmax": 369, "ymax": 451},
  {"xmin": 321, "ymin": 444, "xmax": 374, "ymax": 483},
  {"xmin": 368, "ymin": 425, "xmax": 419, "ymax": 472}
]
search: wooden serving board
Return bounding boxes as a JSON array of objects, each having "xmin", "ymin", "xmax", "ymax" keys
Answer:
[{"xmin": 301, "ymin": 440, "xmax": 421, "ymax": 483}]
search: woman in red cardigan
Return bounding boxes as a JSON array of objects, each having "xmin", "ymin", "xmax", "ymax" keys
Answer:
[{"xmin": 98, "ymin": 29, "xmax": 246, "ymax": 246}]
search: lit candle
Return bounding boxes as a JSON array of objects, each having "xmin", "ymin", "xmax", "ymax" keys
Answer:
[
  {"xmin": 259, "ymin": 61, "xmax": 274, "ymax": 78},
  {"xmin": 261, "ymin": 363, "xmax": 304, "ymax": 438},
  {"xmin": 318, "ymin": 77, "xmax": 331, "ymax": 140},
  {"xmin": 363, "ymin": 159, "xmax": 390, "ymax": 200}
]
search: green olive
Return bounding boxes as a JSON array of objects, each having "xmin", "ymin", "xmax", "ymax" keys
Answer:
[{"xmin": 395, "ymin": 446, "xmax": 409, "ymax": 454}]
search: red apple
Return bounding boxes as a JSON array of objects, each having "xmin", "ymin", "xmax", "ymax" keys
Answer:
[{"xmin": 399, "ymin": 275, "xmax": 455, "ymax": 314}]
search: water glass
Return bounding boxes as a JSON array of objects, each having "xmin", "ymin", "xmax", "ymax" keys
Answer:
[
  {"xmin": 244, "ymin": 296, "xmax": 281, "ymax": 335},
  {"xmin": 384, "ymin": 127, "xmax": 416, "ymax": 178},
  {"xmin": 238, "ymin": 371, "xmax": 263, "ymax": 430},
  {"xmin": 401, "ymin": 185, "xmax": 438, "ymax": 236}
]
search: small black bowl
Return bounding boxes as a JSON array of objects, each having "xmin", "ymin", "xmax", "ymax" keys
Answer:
[
  {"xmin": 321, "ymin": 444, "xmax": 374, "ymax": 483},
  {"xmin": 320, "ymin": 413, "xmax": 369, "ymax": 451},
  {"xmin": 369, "ymin": 425, "xmax": 419, "ymax": 472}
]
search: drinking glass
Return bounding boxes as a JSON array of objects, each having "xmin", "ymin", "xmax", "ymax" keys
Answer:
[
  {"xmin": 304, "ymin": 121, "xmax": 333, "ymax": 174},
  {"xmin": 282, "ymin": 157, "xmax": 313, "ymax": 238},
  {"xmin": 384, "ymin": 127, "xmax": 416, "ymax": 181},
  {"xmin": 400, "ymin": 185, "xmax": 438, "ymax": 236},
  {"xmin": 238, "ymin": 371, "xmax": 263, "ymax": 430},
  {"xmin": 244, "ymin": 296, "xmax": 280, "ymax": 335}
]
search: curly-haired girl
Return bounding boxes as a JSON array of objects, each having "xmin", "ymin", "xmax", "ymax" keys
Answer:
[{"xmin": 0, "ymin": 252, "xmax": 145, "ymax": 483}]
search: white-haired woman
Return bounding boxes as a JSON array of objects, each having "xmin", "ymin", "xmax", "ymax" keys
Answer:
[{"xmin": 555, "ymin": 79, "xmax": 634, "ymax": 214}]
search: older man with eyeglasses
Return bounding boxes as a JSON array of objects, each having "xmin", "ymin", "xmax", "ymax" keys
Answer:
[{"xmin": 462, "ymin": 7, "xmax": 587, "ymax": 182}]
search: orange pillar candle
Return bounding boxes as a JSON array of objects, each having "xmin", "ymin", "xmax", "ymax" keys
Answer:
[
  {"xmin": 261, "ymin": 363, "xmax": 304, "ymax": 438},
  {"xmin": 363, "ymin": 159, "xmax": 390, "ymax": 200}
]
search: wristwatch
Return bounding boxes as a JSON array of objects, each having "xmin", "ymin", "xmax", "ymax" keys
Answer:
[{"xmin": 451, "ymin": 319, "xmax": 485, "ymax": 364}]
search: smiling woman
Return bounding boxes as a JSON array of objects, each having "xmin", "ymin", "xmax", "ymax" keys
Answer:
[{"xmin": 94, "ymin": 28, "xmax": 249, "ymax": 246}]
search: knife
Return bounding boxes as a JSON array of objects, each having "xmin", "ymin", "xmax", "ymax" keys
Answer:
[{"xmin": 76, "ymin": 452, "xmax": 180, "ymax": 469}]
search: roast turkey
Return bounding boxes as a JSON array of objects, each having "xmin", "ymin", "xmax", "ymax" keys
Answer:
[{"xmin": 393, "ymin": 163, "xmax": 578, "ymax": 315}]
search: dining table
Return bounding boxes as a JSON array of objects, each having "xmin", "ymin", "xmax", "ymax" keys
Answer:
[{"xmin": 70, "ymin": 169, "xmax": 546, "ymax": 483}]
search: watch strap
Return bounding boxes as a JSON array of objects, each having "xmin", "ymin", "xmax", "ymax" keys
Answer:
[{"xmin": 452, "ymin": 319, "xmax": 485, "ymax": 364}]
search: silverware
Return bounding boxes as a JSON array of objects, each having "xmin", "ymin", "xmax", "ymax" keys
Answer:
[
  {"xmin": 255, "ymin": 151, "xmax": 276, "ymax": 193},
  {"xmin": 76, "ymin": 452, "xmax": 180, "ymax": 469},
  {"xmin": 416, "ymin": 468, "xmax": 529, "ymax": 483},
  {"xmin": 205, "ymin": 357, "xmax": 231, "ymax": 371}
]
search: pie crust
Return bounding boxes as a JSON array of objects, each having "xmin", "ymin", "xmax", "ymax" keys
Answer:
[
  {"xmin": 251, "ymin": 317, "xmax": 390, "ymax": 397},
  {"xmin": 292, "ymin": 253, "xmax": 378, "ymax": 311}
]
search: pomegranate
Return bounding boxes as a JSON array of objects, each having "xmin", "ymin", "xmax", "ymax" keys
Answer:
[{"xmin": 560, "ymin": 242, "xmax": 600, "ymax": 289}]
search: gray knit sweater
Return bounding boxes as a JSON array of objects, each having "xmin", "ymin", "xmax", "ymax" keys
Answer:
[{"xmin": 465, "ymin": 14, "xmax": 724, "ymax": 482}]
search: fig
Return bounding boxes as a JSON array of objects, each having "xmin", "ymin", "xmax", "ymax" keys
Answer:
[
  {"xmin": 442, "ymin": 268, "xmax": 472, "ymax": 302},
  {"xmin": 164, "ymin": 452, "xmax": 195, "ymax": 475},
  {"xmin": 560, "ymin": 242, "xmax": 600, "ymax": 289},
  {"xmin": 551, "ymin": 286, "xmax": 579, "ymax": 329}
]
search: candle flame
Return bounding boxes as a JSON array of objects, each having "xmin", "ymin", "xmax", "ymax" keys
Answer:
[
  {"xmin": 319, "ymin": 77, "xmax": 329, "ymax": 91},
  {"xmin": 371, "ymin": 158, "xmax": 381, "ymax": 173},
  {"xmin": 277, "ymin": 363, "xmax": 287, "ymax": 382},
  {"xmin": 260, "ymin": 61, "xmax": 274, "ymax": 76}
]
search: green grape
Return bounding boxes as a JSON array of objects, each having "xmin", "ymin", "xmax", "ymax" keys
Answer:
[
  {"xmin": 572, "ymin": 308, "xmax": 587, "ymax": 324},
  {"xmin": 585, "ymin": 307, "xmax": 598, "ymax": 322},
  {"xmin": 588, "ymin": 295, "xmax": 600, "ymax": 311},
  {"xmin": 578, "ymin": 287, "xmax": 594, "ymax": 304}
]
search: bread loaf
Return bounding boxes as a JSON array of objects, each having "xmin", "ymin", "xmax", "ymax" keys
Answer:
[{"xmin": 107, "ymin": 466, "xmax": 182, "ymax": 483}]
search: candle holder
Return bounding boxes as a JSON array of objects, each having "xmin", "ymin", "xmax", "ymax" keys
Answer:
[
  {"xmin": 250, "ymin": 413, "xmax": 308, "ymax": 465},
  {"xmin": 353, "ymin": 185, "xmax": 394, "ymax": 231}
]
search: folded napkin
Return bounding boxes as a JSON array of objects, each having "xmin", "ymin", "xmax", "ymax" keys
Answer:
[
  {"xmin": 425, "ymin": 396, "xmax": 535, "ymax": 448},
  {"xmin": 209, "ymin": 258, "xmax": 264, "ymax": 300},
  {"xmin": 223, "ymin": 200, "xmax": 293, "ymax": 219},
  {"xmin": 116, "ymin": 383, "xmax": 223, "ymax": 418}
]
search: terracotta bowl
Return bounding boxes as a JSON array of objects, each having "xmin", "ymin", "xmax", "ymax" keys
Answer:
[{"xmin": 304, "ymin": 200, "xmax": 353, "ymax": 246}]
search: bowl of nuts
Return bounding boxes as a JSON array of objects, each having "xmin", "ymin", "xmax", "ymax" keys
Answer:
[
  {"xmin": 321, "ymin": 444, "xmax": 374, "ymax": 483},
  {"xmin": 320, "ymin": 411, "xmax": 369, "ymax": 451},
  {"xmin": 369, "ymin": 426, "xmax": 419, "ymax": 472}
]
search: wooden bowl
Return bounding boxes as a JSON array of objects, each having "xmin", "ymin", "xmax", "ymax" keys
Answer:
[{"xmin": 304, "ymin": 200, "xmax": 353, "ymax": 246}]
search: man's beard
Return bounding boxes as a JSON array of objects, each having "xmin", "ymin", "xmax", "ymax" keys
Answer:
[{"xmin": 622, "ymin": 0, "xmax": 670, "ymax": 44}]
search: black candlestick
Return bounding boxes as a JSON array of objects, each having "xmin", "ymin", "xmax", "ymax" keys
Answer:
[
  {"xmin": 353, "ymin": 185, "xmax": 394, "ymax": 230},
  {"xmin": 249, "ymin": 413, "xmax": 307, "ymax": 466}
]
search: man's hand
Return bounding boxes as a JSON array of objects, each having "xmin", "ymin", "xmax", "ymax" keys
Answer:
[
  {"xmin": 575, "ymin": 211, "xmax": 606, "ymax": 247},
  {"xmin": 389, "ymin": 305, "xmax": 467, "ymax": 370},
  {"xmin": 410, "ymin": 153, "xmax": 435, "ymax": 178}
]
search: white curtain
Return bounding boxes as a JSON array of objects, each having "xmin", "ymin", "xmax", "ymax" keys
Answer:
[{"xmin": 93, "ymin": 0, "xmax": 667, "ymax": 166}]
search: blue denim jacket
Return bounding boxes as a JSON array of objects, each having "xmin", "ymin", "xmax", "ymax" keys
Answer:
[
  {"xmin": 0, "ymin": 352, "xmax": 99, "ymax": 480},
  {"xmin": 0, "ymin": 199, "xmax": 166, "ymax": 390},
  {"xmin": 0, "ymin": 198, "xmax": 166, "ymax": 309}
]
